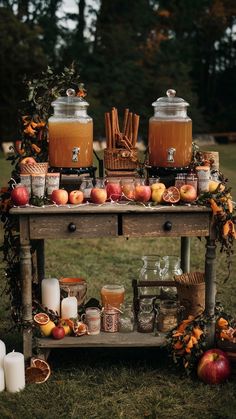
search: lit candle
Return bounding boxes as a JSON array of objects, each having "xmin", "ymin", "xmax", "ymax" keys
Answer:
[
  {"xmin": 61, "ymin": 296, "xmax": 78, "ymax": 319},
  {"xmin": 0, "ymin": 368, "xmax": 5, "ymax": 392},
  {"xmin": 0, "ymin": 340, "xmax": 6, "ymax": 368},
  {"xmin": 41, "ymin": 278, "xmax": 60, "ymax": 315},
  {"xmin": 4, "ymin": 351, "xmax": 25, "ymax": 393}
]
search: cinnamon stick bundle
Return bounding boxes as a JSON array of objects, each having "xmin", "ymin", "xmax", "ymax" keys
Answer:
[{"xmin": 104, "ymin": 107, "xmax": 139, "ymax": 150}]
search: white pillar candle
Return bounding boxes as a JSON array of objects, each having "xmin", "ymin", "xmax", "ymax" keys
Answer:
[
  {"xmin": 0, "ymin": 367, "xmax": 5, "ymax": 392},
  {"xmin": 61, "ymin": 296, "xmax": 78, "ymax": 319},
  {"xmin": 4, "ymin": 351, "xmax": 25, "ymax": 393},
  {"xmin": 41, "ymin": 278, "xmax": 60, "ymax": 315},
  {"xmin": 0, "ymin": 340, "xmax": 6, "ymax": 368}
]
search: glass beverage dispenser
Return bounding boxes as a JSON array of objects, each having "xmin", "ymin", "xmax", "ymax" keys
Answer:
[
  {"xmin": 48, "ymin": 88, "xmax": 93, "ymax": 168},
  {"xmin": 148, "ymin": 89, "xmax": 192, "ymax": 169}
]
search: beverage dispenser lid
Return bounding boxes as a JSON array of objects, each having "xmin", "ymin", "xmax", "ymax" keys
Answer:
[
  {"xmin": 51, "ymin": 88, "xmax": 89, "ymax": 108},
  {"xmin": 152, "ymin": 89, "xmax": 189, "ymax": 108}
]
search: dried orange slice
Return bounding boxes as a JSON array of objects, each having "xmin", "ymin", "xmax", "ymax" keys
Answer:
[
  {"xmin": 162, "ymin": 186, "xmax": 180, "ymax": 204},
  {"xmin": 34, "ymin": 312, "xmax": 50, "ymax": 325},
  {"xmin": 26, "ymin": 358, "xmax": 51, "ymax": 384}
]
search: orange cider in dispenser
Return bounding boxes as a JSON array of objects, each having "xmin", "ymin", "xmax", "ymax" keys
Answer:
[
  {"xmin": 48, "ymin": 88, "xmax": 93, "ymax": 168},
  {"xmin": 148, "ymin": 89, "xmax": 192, "ymax": 169},
  {"xmin": 49, "ymin": 119, "xmax": 93, "ymax": 168},
  {"xmin": 101, "ymin": 285, "xmax": 125, "ymax": 309}
]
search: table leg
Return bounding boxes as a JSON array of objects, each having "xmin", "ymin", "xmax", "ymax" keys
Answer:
[
  {"xmin": 180, "ymin": 237, "xmax": 190, "ymax": 273},
  {"xmin": 20, "ymin": 243, "xmax": 33, "ymax": 360},
  {"xmin": 36, "ymin": 240, "xmax": 45, "ymax": 299},
  {"xmin": 205, "ymin": 237, "xmax": 217, "ymax": 347}
]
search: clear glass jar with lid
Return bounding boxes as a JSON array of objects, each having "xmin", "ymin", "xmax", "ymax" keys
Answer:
[
  {"xmin": 137, "ymin": 298, "xmax": 155, "ymax": 333},
  {"xmin": 148, "ymin": 89, "xmax": 192, "ymax": 169},
  {"xmin": 48, "ymin": 87, "xmax": 93, "ymax": 169}
]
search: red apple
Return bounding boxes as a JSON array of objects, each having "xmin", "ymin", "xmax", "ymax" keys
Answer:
[
  {"xmin": 11, "ymin": 184, "xmax": 29, "ymax": 206},
  {"xmin": 197, "ymin": 349, "xmax": 231, "ymax": 384},
  {"xmin": 134, "ymin": 185, "xmax": 151, "ymax": 203},
  {"xmin": 51, "ymin": 189, "xmax": 68, "ymax": 205},
  {"xmin": 90, "ymin": 188, "xmax": 107, "ymax": 204},
  {"xmin": 20, "ymin": 157, "xmax": 37, "ymax": 165},
  {"xmin": 180, "ymin": 184, "xmax": 197, "ymax": 203},
  {"xmin": 106, "ymin": 182, "xmax": 122, "ymax": 201},
  {"xmin": 51, "ymin": 326, "xmax": 65, "ymax": 340},
  {"xmin": 69, "ymin": 190, "xmax": 84, "ymax": 204}
]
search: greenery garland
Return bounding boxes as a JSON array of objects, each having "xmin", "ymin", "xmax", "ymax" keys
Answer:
[{"xmin": 0, "ymin": 64, "xmax": 83, "ymax": 326}]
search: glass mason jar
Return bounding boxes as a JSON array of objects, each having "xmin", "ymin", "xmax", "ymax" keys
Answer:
[
  {"xmin": 174, "ymin": 173, "xmax": 186, "ymax": 190},
  {"xmin": 148, "ymin": 89, "xmax": 192, "ymax": 169},
  {"xmin": 156, "ymin": 300, "xmax": 180, "ymax": 333},
  {"xmin": 137, "ymin": 298, "xmax": 155, "ymax": 333},
  {"xmin": 80, "ymin": 177, "xmax": 94, "ymax": 202},
  {"xmin": 120, "ymin": 178, "xmax": 135, "ymax": 200},
  {"xmin": 139, "ymin": 255, "xmax": 161, "ymax": 297},
  {"xmin": 48, "ymin": 88, "xmax": 93, "ymax": 168},
  {"xmin": 105, "ymin": 177, "xmax": 122, "ymax": 201},
  {"xmin": 118, "ymin": 303, "xmax": 134, "ymax": 333},
  {"xmin": 160, "ymin": 255, "xmax": 182, "ymax": 300}
]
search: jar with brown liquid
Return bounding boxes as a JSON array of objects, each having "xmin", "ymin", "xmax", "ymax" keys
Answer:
[{"xmin": 148, "ymin": 89, "xmax": 192, "ymax": 169}]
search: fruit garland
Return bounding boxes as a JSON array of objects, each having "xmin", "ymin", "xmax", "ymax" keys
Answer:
[{"xmin": 166, "ymin": 303, "xmax": 232, "ymax": 375}]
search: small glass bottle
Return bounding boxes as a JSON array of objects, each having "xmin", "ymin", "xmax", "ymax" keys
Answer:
[
  {"xmin": 119, "ymin": 303, "xmax": 134, "ymax": 333},
  {"xmin": 160, "ymin": 255, "xmax": 182, "ymax": 300},
  {"xmin": 137, "ymin": 298, "xmax": 155, "ymax": 333}
]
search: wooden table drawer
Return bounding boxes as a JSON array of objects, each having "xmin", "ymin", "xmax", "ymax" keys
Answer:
[
  {"xmin": 29, "ymin": 214, "xmax": 118, "ymax": 239},
  {"xmin": 122, "ymin": 212, "xmax": 210, "ymax": 237}
]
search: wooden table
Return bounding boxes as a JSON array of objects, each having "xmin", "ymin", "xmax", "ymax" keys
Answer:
[{"xmin": 10, "ymin": 203, "xmax": 216, "ymax": 360}]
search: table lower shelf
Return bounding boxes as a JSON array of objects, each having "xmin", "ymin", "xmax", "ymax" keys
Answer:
[{"xmin": 35, "ymin": 331, "xmax": 167, "ymax": 349}]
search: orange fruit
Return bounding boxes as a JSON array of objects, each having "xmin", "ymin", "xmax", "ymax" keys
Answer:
[
  {"xmin": 26, "ymin": 358, "xmax": 51, "ymax": 384},
  {"xmin": 34, "ymin": 312, "xmax": 50, "ymax": 325},
  {"xmin": 162, "ymin": 186, "xmax": 180, "ymax": 204}
]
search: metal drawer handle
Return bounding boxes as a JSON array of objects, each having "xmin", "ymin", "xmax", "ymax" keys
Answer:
[
  {"xmin": 163, "ymin": 221, "xmax": 172, "ymax": 231},
  {"xmin": 68, "ymin": 222, "xmax": 76, "ymax": 233}
]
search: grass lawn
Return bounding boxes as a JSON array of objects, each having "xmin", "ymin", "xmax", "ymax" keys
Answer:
[{"xmin": 0, "ymin": 145, "xmax": 236, "ymax": 418}]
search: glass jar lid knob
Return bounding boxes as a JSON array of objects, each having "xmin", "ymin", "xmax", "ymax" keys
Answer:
[
  {"xmin": 66, "ymin": 88, "xmax": 76, "ymax": 97},
  {"xmin": 166, "ymin": 89, "xmax": 176, "ymax": 98}
]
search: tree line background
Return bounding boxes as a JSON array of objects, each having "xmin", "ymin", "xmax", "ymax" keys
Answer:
[{"xmin": 0, "ymin": 0, "xmax": 236, "ymax": 143}]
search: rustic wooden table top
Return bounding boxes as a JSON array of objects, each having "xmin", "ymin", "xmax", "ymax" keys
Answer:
[{"xmin": 10, "ymin": 203, "xmax": 211, "ymax": 215}]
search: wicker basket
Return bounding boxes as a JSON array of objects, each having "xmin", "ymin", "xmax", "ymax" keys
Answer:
[
  {"xmin": 104, "ymin": 148, "xmax": 138, "ymax": 170},
  {"xmin": 20, "ymin": 162, "xmax": 49, "ymax": 175},
  {"xmin": 174, "ymin": 272, "xmax": 205, "ymax": 317}
]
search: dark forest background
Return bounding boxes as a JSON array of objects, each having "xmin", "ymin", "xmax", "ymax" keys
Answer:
[{"xmin": 0, "ymin": 0, "xmax": 236, "ymax": 142}]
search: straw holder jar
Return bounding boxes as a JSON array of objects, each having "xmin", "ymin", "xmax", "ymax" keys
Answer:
[{"xmin": 174, "ymin": 272, "xmax": 205, "ymax": 317}]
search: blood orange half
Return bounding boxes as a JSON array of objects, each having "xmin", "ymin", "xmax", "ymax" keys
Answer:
[
  {"xmin": 33, "ymin": 312, "xmax": 50, "ymax": 325},
  {"xmin": 162, "ymin": 186, "xmax": 180, "ymax": 204}
]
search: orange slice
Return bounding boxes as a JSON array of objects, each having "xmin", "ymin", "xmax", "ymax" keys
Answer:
[
  {"xmin": 26, "ymin": 358, "xmax": 51, "ymax": 384},
  {"xmin": 162, "ymin": 186, "xmax": 180, "ymax": 204},
  {"xmin": 34, "ymin": 312, "xmax": 50, "ymax": 325}
]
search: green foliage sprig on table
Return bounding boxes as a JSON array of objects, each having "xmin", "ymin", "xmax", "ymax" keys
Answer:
[{"xmin": 0, "ymin": 64, "xmax": 82, "ymax": 327}]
